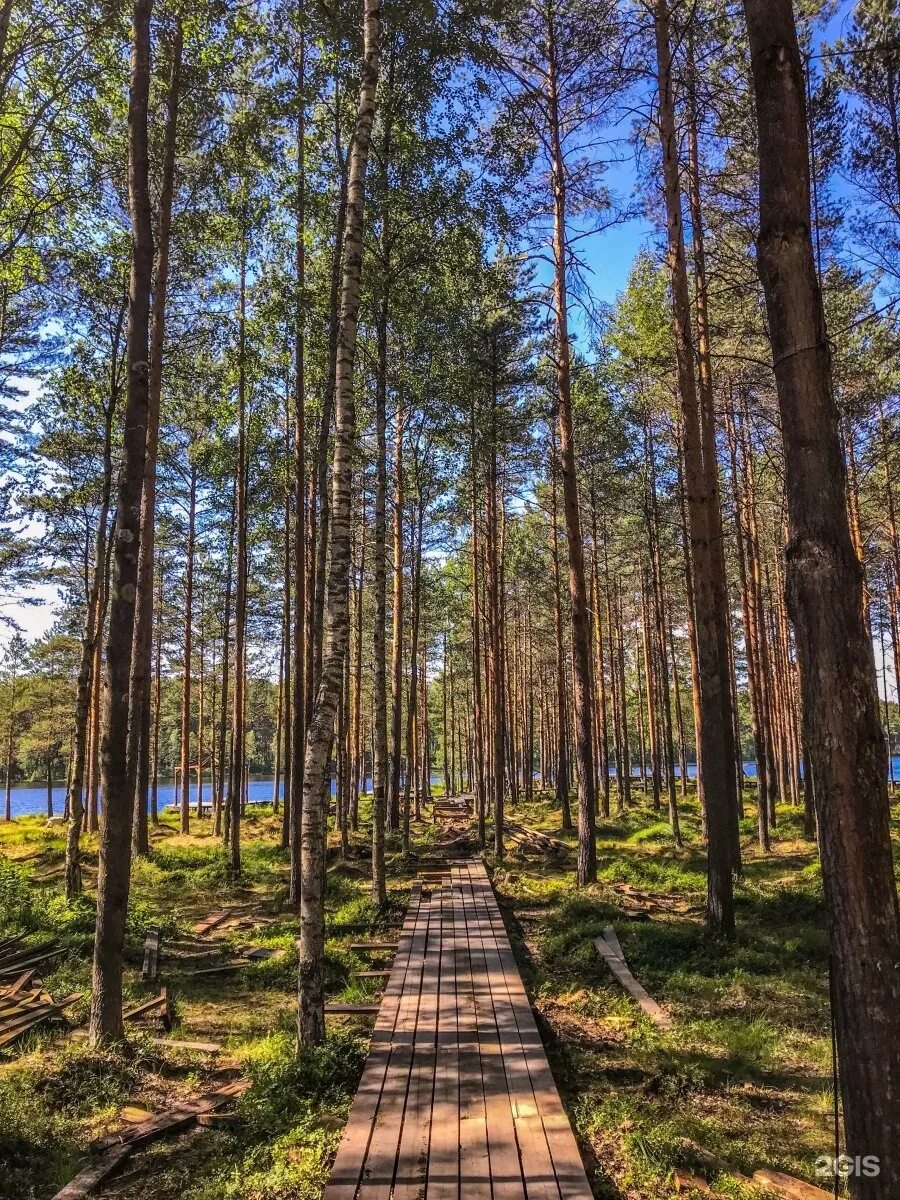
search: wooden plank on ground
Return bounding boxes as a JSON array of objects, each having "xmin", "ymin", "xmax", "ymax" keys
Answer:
[
  {"xmin": 93, "ymin": 1079, "xmax": 249, "ymax": 1151},
  {"xmin": 751, "ymin": 1169, "xmax": 834, "ymax": 1200},
  {"xmin": 325, "ymin": 883, "xmax": 425, "ymax": 1200},
  {"xmin": 0, "ymin": 992, "xmax": 81, "ymax": 1047},
  {"xmin": 594, "ymin": 931, "xmax": 672, "ymax": 1029},
  {"xmin": 50, "ymin": 1143, "xmax": 134, "ymax": 1200},
  {"xmin": 141, "ymin": 926, "xmax": 160, "ymax": 982}
]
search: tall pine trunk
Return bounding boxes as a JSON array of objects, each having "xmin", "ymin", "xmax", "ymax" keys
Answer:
[
  {"xmin": 297, "ymin": 0, "xmax": 379, "ymax": 1046},
  {"xmin": 744, "ymin": 1, "xmax": 900, "ymax": 1187},
  {"xmin": 653, "ymin": 0, "xmax": 734, "ymax": 935},
  {"xmin": 129, "ymin": 17, "xmax": 182, "ymax": 857},
  {"xmin": 90, "ymin": 0, "xmax": 155, "ymax": 1045},
  {"xmin": 546, "ymin": 11, "xmax": 596, "ymax": 884}
]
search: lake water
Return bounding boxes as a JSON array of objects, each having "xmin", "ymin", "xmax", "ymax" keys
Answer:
[{"xmin": 6, "ymin": 757, "xmax": 900, "ymax": 820}]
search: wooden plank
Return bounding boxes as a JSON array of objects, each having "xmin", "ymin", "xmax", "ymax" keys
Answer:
[
  {"xmin": 325, "ymin": 883, "xmax": 425, "ymax": 1200},
  {"xmin": 751, "ymin": 1170, "xmax": 834, "ymax": 1200},
  {"xmin": 348, "ymin": 941, "xmax": 398, "ymax": 951},
  {"xmin": 594, "ymin": 934, "xmax": 672, "ymax": 1029},
  {"xmin": 390, "ymin": 889, "xmax": 440, "ymax": 1200},
  {"xmin": 354, "ymin": 878, "xmax": 431, "ymax": 1200},
  {"xmin": 452, "ymin": 867, "xmax": 492, "ymax": 1200},
  {"xmin": 141, "ymin": 926, "xmax": 160, "ymax": 982},
  {"xmin": 191, "ymin": 910, "xmax": 232, "ymax": 936},
  {"xmin": 601, "ymin": 924, "xmax": 624, "ymax": 961},
  {"xmin": 50, "ymin": 1144, "xmax": 134, "ymax": 1200},
  {"xmin": 183, "ymin": 963, "xmax": 242, "ymax": 977},
  {"xmin": 0, "ymin": 947, "xmax": 66, "ymax": 976},
  {"xmin": 2, "ymin": 969, "xmax": 36, "ymax": 997},
  {"xmin": 151, "ymin": 1038, "xmax": 222, "ymax": 1053},
  {"xmin": 324, "ymin": 1004, "xmax": 382, "ymax": 1015},
  {"xmin": 457, "ymin": 863, "xmax": 526, "ymax": 1200},
  {"xmin": 425, "ymin": 880, "xmax": 460, "ymax": 1200},
  {"xmin": 123, "ymin": 990, "xmax": 169, "ymax": 1023},
  {"xmin": 463, "ymin": 862, "xmax": 556, "ymax": 1200},
  {"xmin": 469, "ymin": 860, "xmax": 593, "ymax": 1200},
  {"xmin": 0, "ymin": 993, "xmax": 82, "ymax": 1047},
  {"xmin": 93, "ymin": 1079, "xmax": 249, "ymax": 1151},
  {"xmin": 352, "ymin": 970, "xmax": 392, "ymax": 979}
]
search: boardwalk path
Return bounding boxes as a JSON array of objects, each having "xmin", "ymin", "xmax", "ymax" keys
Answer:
[{"xmin": 325, "ymin": 858, "xmax": 593, "ymax": 1200}]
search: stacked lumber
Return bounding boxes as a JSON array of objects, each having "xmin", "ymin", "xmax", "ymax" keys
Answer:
[
  {"xmin": 0, "ymin": 945, "xmax": 80, "ymax": 1049},
  {"xmin": 610, "ymin": 882, "xmax": 701, "ymax": 916},
  {"xmin": 503, "ymin": 820, "xmax": 568, "ymax": 856}
]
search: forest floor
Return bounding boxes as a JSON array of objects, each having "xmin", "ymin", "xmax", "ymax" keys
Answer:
[{"xmin": 0, "ymin": 788, "xmax": 896, "ymax": 1200}]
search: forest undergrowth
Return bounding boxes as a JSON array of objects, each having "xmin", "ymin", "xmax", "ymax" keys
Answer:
[{"xmin": 1, "ymin": 788, "xmax": 895, "ymax": 1200}]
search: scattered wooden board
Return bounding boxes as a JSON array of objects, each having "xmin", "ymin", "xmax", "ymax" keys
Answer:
[
  {"xmin": 50, "ymin": 1143, "xmax": 134, "ymax": 1200},
  {"xmin": 123, "ymin": 988, "xmax": 172, "ymax": 1028},
  {"xmin": 594, "ymin": 930, "xmax": 673, "ymax": 1029},
  {"xmin": 93, "ymin": 1078, "xmax": 249, "ymax": 1151},
  {"xmin": 0, "ymin": 992, "xmax": 82, "ymax": 1048},
  {"xmin": 151, "ymin": 1037, "xmax": 222, "ymax": 1053},
  {"xmin": 751, "ymin": 1169, "xmax": 834, "ymax": 1200},
  {"xmin": 325, "ymin": 1003, "xmax": 381, "ymax": 1014},
  {"xmin": 348, "ymin": 941, "xmax": 398, "ymax": 951},
  {"xmin": 141, "ymin": 926, "xmax": 161, "ymax": 982}
]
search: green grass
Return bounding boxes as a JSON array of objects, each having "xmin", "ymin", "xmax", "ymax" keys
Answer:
[
  {"xmin": 0, "ymin": 787, "xmax": 890, "ymax": 1198},
  {"xmin": 490, "ymin": 785, "xmax": 848, "ymax": 1198}
]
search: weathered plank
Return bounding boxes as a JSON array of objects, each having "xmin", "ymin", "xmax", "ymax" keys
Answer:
[
  {"xmin": 141, "ymin": 926, "xmax": 161, "ymax": 982},
  {"xmin": 594, "ymin": 930, "xmax": 673, "ymax": 1029},
  {"xmin": 50, "ymin": 1144, "xmax": 134, "ymax": 1200},
  {"xmin": 323, "ymin": 861, "xmax": 593, "ymax": 1200}
]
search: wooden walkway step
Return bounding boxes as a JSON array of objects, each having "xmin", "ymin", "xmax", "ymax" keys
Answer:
[{"xmin": 324, "ymin": 859, "xmax": 593, "ymax": 1200}]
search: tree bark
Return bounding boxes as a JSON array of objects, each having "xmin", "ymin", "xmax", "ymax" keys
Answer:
[
  {"xmin": 297, "ymin": 0, "xmax": 379, "ymax": 1047},
  {"xmin": 290, "ymin": 13, "xmax": 306, "ymax": 906},
  {"xmin": 90, "ymin": 0, "xmax": 155, "ymax": 1046},
  {"xmin": 65, "ymin": 300, "xmax": 121, "ymax": 898},
  {"xmin": 653, "ymin": 0, "xmax": 734, "ymax": 935},
  {"xmin": 178, "ymin": 463, "xmax": 197, "ymax": 834},
  {"xmin": 744, "ymin": 1, "xmax": 900, "ymax": 1187},
  {"xmin": 546, "ymin": 10, "xmax": 596, "ymax": 884},
  {"xmin": 129, "ymin": 16, "xmax": 182, "ymax": 857}
]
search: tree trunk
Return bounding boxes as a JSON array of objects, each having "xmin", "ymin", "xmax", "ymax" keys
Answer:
[
  {"xmin": 388, "ymin": 401, "xmax": 404, "ymax": 829},
  {"xmin": 654, "ymin": 0, "xmax": 734, "ymax": 935},
  {"xmin": 744, "ymin": 1, "xmax": 900, "ymax": 1187},
  {"xmin": 550, "ymin": 444, "xmax": 572, "ymax": 831},
  {"xmin": 226, "ymin": 247, "xmax": 249, "ymax": 879},
  {"xmin": 65, "ymin": 304, "xmax": 121, "ymax": 898},
  {"xmin": 129, "ymin": 16, "xmax": 182, "ymax": 858},
  {"xmin": 546, "ymin": 11, "xmax": 596, "ymax": 885},
  {"xmin": 90, "ymin": 0, "xmax": 155, "ymax": 1046},
  {"xmin": 297, "ymin": 0, "xmax": 379, "ymax": 1047},
  {"xmin": 290, "ymin": 16, "xmax": 307, "ymax": 905},
  {"xmin": 178, "ymin": 464, "xmax": 197, "ymax": 834}
]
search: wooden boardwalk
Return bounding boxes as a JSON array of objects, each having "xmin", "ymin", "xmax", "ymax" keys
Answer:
[{"xmin": 325, "ymin": 858, "xmax": 593, "ymax": 1200}]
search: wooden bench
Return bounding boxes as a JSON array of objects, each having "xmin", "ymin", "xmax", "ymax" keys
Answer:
[{"xmin": 324, "ymin": 859, "xmax": 593, "ymax": 1200}]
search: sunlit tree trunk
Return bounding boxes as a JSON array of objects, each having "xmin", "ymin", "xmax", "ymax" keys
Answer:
[
  {"xmin": 654, "ymin": 0, "xmax": 734, "ymax": 934},
  {"xmin": 547, "ymin": 9, "xmax": 596, "ymax": 883},
  {"xmin": 745, "ymin": 1, "xmax": 900, "ymax": 1183},
  {"xmin": 297, "ymin": 0, "xmax": 380, "ymax": 1046},
  {"xmin": 90, "ymin": 0, "xmax": 155, "ymax": 1045},
  {"xmin": 130, "ymin": 17, "xmax": 182, "ymax": 857}
]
